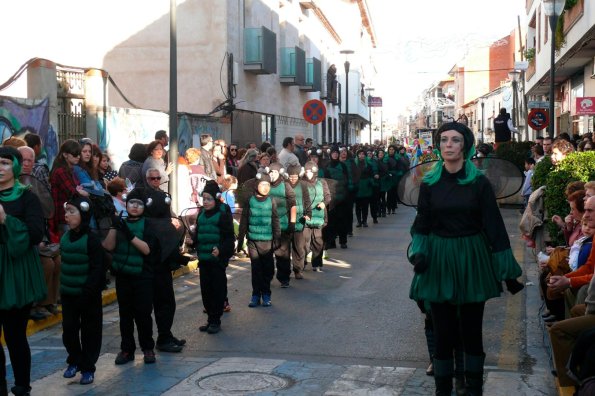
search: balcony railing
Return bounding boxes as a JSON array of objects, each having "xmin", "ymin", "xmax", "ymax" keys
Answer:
[
  {"xmin": 244, "ymin": 27, "xmax": 277, "ymax": 74},
  {"xmin": 300, "ymin": 57, "xmax": 321, "ymax": 92},
  {"xmin": 280, "ymin": 46, "xmax": 305, "ymax": 86}
]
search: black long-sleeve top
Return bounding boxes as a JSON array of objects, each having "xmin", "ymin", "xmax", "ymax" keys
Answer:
[
  {"xmin": 1, "ymin": 188, "xmax": 44, "ymax": 246},
  {"xmin": 412, "ymin": 167, "xmax": 511, "ymax": 253}
]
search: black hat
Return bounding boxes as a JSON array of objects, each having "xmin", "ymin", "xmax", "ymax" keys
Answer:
[
  {"xmin": 305, "ymin": 161, "xmax": 318, "ymax": 172},
  {"xmin": 125, "ymin": 187, "xmax": 147, "ymax": 204},
  {"xmin": 202, "ymin": 180, "xmax": 221, "ymax": 199},
  {"xmin": 0, "ymin": 146, "xmax": 22, "ymax": 163},
  {"xmin": 329, "ymin": 145, "xmax": 340, "ymax": 155},
  {"xmin": 268, "ymin": 162, "xmax": 285, "ymax": 174},
  {"xmin": 436, "ymin": 121, "xmax": 475, "ymax": 158},
  {"xmin": 255, "ymin": 171, "xmax": 272, "ymax": 185},
  {"xmin": 65, "ymin": 195, "xmax": 93, "ymax": 229}
]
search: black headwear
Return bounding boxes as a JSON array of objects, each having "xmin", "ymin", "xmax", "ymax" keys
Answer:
[
  {"xmin": 65, "ymin": 195, "xmax": 93, "ymax": 229},
  {"xmin": 0, "ymin": 146, "xmax": 22, "ymax": 163},
  {"xmin": 202, "ymin": 180, "xmax": 221, "ymax": 200}
]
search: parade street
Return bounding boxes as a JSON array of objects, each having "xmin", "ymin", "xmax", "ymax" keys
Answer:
[{"xmin": 6, "ymin": 206, "xmax": 555, "ymax": 395}]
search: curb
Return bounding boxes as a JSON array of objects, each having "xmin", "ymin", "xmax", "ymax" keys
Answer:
[{"xmin": 2, "ymin": 260, "xmax": 199, "ymax": 344}]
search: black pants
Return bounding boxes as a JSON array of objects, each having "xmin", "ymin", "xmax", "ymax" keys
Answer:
[
  {"xmin": 61, "ymin": 293, "xmax": 103, "ymax": 372},
  {"xmin": 355, "ymin": 197, "xmax": 370, "ymax": 224},
  {"xmin": 387, "ymin": 186, "xmax": 399, "ymax": 212},
  {"xmin": 249, "ymin": 240, "xmax": 275, "ymax": 297},
  {"xmin": 379, "ymin": 191, "xmax": 387, "ymax": 216},
  {"xmin": 274, "ymin": 232, "xmax": 292, "ymax": 283},
  {"xmin": 0, "ymin": 306, "xmax": 31, "ymax": 390},
  {"xmin": 431, "ymin": 302, "xmax": 485, "ymax": 359},
  {"xmin": 326, "ymin": 201, "xmax": 349, "ymax": 245},
  {"xmin": 199, "ymin": 261, "xmax": 227, "ymax": 325},
  {"xmin": 291, "ymin": 230, "xmax": 307, "ymax": 274},
  {"xmin": 370, "ymin": 187, "xmax": 380, "ymax": 220},
  {"xmin": 116, "ymin": 274, "xmax": 155, "ymax": 353},
  {"xmin": 347, "ymin": 194, "xmax": 355, "ymax": 234},
  {"xmin": 153, "ymin": 270, "xmax": 176, "ymax": 345},
  {"xmin": 304, "ymin": 227, "xmax": 324, "ymax": 268}
]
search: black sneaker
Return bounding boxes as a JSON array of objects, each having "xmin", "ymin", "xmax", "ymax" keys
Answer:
[
  {"xmin": 156, "ymin": 340, "xmax": 183, "ymax": 353},
  {"xmin": 363, "ymin": 223, "xmax": 368, "ymax": 228},
  {"xmin": 143, "ymin": 349, "xmax": 156, "ymax": 364},
  {"xmin": 340, "ymin": 243, "xmax": 347, "ymax": 249},
  {"xmin": 115, "ymin": 351, "xmax": 134, "ymax": 365},
  {"xmin": 10, "ymin": 385, "xmax": 31, "ymax": 396},
  {"xmin": 373, "ymin": 218, "xmax": 378, "ymax": 224},
  {"xmin": 280, "ymin": 282, "xmax": 290, "ymax": 288},
  {"xmin": 199, "ymin": 323, "xmax": 210, "ymax": 332},
  {"xmin": 172, "ymin": 336, "xmax": 187, "ymax": 346},
  {"xmin": 207, "ymin": 324, "xmax": 221, "ymax": 334},
  {"xmin": 355, "ymin": 223, "xmax": 362, "ymax": 228}
]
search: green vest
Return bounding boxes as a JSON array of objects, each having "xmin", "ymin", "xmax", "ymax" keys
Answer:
[
  {"xmin": 248, "ymin": 196, "xmax": 273, "ymax": 241},
  {"xmin": 292, "ymin": 183, "xmax": 305, "ymax": 232},
  {"xmin": 196, "ymin": 207, "xmax": 222, "ymax": 262},
  {"xmin": 60, "ymin": 232, "xmax": 89, "ymax": 296},
  {"xmin": 326, "ymin": 163, "xmax": 346, "ymax": 201},
  {"xmin": 112, "ymin": 218, "xmax": 145, "ymax": 275},
  {"xmin": 306, "ymin": 181, "xmax": 325, "ymax": 228},
  {"xmin": 269, "ymin": 182, "xmax": 289, "ymax": 231}
]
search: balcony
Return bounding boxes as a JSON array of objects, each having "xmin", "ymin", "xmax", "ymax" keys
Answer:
[
  {"xmin": 244, "ymin": 27, "xmax": 277, "ymax": 75},
  {"xmin": 299, "ymin": 57, "xmax": 321, "ymax": 92},
  {"xmin": 279, "ymin": 46, "xmax": 306, "ymax": 86}
]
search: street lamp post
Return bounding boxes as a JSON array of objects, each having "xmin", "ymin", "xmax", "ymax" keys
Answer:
[
  {"xmin": 169, "ymin": 0, "xmax": 179, "ymax": 214},
  {"xmin": 543, "ymin": 0, "xmax": 565, "ymax": 138},
  {"xmin": 480, "ymin": 98, "xmax": 485, "ymax": 143},
  {"xmin": 365, "ymin": 87, "xmax": 375, "ymax": 144},
  {"xmin": 340, "ymin": 50, "xmax": 354, "ymax": 144},
  {"xmin": 508, "ymin": 70, "xmax": 521, "ymax": 141}
]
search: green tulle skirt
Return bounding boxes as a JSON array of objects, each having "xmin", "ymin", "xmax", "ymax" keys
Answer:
[{"xmin": 409, "ymin": 233, "xmax": 508, "ymax": 304}]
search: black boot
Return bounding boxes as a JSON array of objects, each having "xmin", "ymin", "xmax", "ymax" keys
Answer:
[
  {"xmin": 433, "ymin": 358, "xmax": 454, "ymax": 396},
  {"xmin": 454, "ymin": 347, "xmax": 466, "ymax": 395},
  {"xmin": 0, "ymin": 378, "xmax": 7, "ymax": 396},
  {"xmin": 465, "ymin": 353, "xmax": 485, "ymax": 396}
]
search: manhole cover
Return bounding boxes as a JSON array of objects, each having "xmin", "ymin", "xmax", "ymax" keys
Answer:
[{"xmin": 196, "ymin": 372, "xmax": 292, "ymax": 393}]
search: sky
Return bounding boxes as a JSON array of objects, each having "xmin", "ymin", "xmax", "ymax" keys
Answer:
[{"xmin": 367, "ymin": 0, "xmax": 527, "ymax": 120}]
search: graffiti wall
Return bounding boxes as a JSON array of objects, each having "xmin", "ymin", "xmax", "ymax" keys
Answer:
[
  {"xmin": 0, "ymin": 96, "xmax": 58, "ymax": 165},
  {"xmin": 97, "ymin": 106, "xmax": 230, "ymax": 170}
]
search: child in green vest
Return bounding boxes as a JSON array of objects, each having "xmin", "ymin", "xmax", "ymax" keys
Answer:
[
  {"xmin": 302, "ymin": 161, "xmax": 331, "ymax": 271},
  {"xmin": 286, "ymin": 164, "xmax": 312, "ymax": 279},
  {"xmin": 60, "ymin": 196, "xmax": 105, "ymax": 385},
  {"xmin": 103, "ymin": 188, "xmax": 161, "ymax": 365},
  {"xmin": 237, "ymin": 172, "xmax": 281, "ymax": 307},
  {"xmin": 194, "ymin": 181, "xmax": 235, "ymax": 334}
]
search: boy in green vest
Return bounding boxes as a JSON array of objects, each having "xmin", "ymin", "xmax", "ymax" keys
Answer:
[
  {"xmin": 302, "ymin": 161, "xmax": 331, "ymax": 272},
  {"xmin": 267, "ymin": 163, "xmax": 296, "ymax": 288},
  {"xmin": 103, "ymin": 188, "xmax": 161, "ymax": 365},
  {"xmin": 237, "ymin": 172, "xmax": 281, "ymax": 307},
  {"xmin": 60, "ymin": 196, "xmax": 105, "ymax": 385},
  {"xmin": 194, "ymin": 181, "xmax": 235, "ymax": 334},
  {"xmin": 286, "ymin": 165, "xmax": 312, "ymax": 279}
]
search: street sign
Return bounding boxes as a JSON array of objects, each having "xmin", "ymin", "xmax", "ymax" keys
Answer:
[
  {"xmin": 576, "ymin": 97, "xmax": 595, "ymax": 115},
  {"xmin": 368, "ymin": 96, "xmax": 383, "ymax": 107},
  {"xmin": 302, "ymin": 99, "xmax": 326, "ymax": 125},
  {"xmin": 514, "ymin": 61, "xmax": 529, "ymax": 71},
  {"xmin": 528, "ymin": 101, "xmax": 549, "ymax": 109},
  {"xmin": 528, "ymin": 108, "xmax": 549, "ymax": 131}
]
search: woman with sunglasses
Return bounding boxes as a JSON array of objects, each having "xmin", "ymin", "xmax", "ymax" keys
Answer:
[
  {"xmin": 142, "ymin": 141, "xmax": 171, "ymax": 193},
  {"xmin": 0, "ymin": 147, "xmax": 47, "ymax": 396},
  {"xmin": 226, "ymin": 145, "xmax": 239, "ymax": 176},
  {"xmin": 50, "ymin": 140, "xmax": 89, "ymax": 242}
]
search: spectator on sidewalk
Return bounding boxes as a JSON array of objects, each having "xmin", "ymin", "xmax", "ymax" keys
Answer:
[
  {"xmin": 118, "ymin": 143, "xmax": 147, "ymax": 187},
  {"xmin": 278, "ymin": 137, "xmax": 299, "ymax": 169}
]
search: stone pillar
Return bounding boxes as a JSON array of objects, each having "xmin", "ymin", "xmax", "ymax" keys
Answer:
[
  {"xmin": 85, "ymin": 68, "xmax": 108, "ymax": 148},
  {"xmin": 27, "ymin": 59, "xmax": 58, "ymax": 134}
]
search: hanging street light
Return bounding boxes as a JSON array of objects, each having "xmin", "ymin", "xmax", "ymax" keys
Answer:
[{"xmin": 340, "ymin": 49, "xmax": 354, "ymax": 144}]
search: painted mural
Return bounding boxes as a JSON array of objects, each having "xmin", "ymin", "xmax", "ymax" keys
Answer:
[{"xmin": 0, "ymin": 96, "xmax": 58, "ymax": 165}]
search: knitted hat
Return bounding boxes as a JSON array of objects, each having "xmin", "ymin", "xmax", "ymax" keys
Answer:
[
  {"xmin": 202, "ymin": 180, "xmax": 221, "ymax": 199},
  {"xmin": 65, "ymin": 195, "xmax": 93, "ymax": 228}
]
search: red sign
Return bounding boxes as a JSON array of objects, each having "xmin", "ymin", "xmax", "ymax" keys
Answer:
[
  {"xmin": 302, "ymin": 99, "xmax": 326, "ymax": 125},
  {"xmin": 528, "ymin": 108, "xmax": 549, "ymax": 131},
  {"xmin": 368, "ymin": 96, "xmax": 383, "ymax": 107},
  {"xmin": 576, "ymin": 97, "xmax": 595, "ymax": 115}
]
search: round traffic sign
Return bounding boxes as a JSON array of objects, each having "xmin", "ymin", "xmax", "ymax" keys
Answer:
[
  {"xmin": 528, "ymin": 108, "xmax": 549, "ymax": 131},
  {"xmin": 302, "ymin": 99, "xmax": 326, "ymax": 125}
]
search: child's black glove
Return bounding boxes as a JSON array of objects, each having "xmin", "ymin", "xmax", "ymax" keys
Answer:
[
  {"xmin": 505, "ymin": 279, "xmax": 524, "ymax": 294},
  {"xmin": 119, "ymin": 219, "xmax": 135, "ymax": 242},
  {"xmin": 286, "ymin": 222, "xmax": 295, "ymax": 234}
]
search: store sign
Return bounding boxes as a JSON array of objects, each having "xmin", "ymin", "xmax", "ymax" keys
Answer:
[
  {"xmin": 368, "ymin": 96, "xmax": 383, "ymax": 107},
  {"xmin": 576, "ymin": 97, "xmax": 595, "ymax": 116}
]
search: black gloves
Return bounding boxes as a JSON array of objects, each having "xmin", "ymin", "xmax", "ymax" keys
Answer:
[
  {"xmin": 119, "ymin": 219, "xmax": 135, "ymax": 242},
  {"xmin": 298, "ymin": 217, "xmax": 306, "ymax": 225},
  {"xmin": 110, "ymin": 212, "xmax": 121, "ymax": 229},
  {"xmin": 505, "ymin": 279, "xmax": 524, "ymax": 295},
  {"xmin": 286, "ymin": 222, "xmax": 296, "ymax": 234},
  {"xmin": 236, "ymin": 238, "xmax": 245, "ymax": 253},
  {"xmin": 409, "ymin": 253, "xmax": 429, "ymax": 274}
]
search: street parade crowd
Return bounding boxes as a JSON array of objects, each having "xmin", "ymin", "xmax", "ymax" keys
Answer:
[{"xmin": 2, "ymin": 123, "xmax": 595, "ymax": 395}]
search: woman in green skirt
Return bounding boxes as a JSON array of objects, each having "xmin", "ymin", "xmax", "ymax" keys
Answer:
[
  {"xmin": 0, "ymin": 147, "xmax": 47, "ymax": 396},
  {"xmin": 408, "ymin": 122, "xmax": 523, "ymax": 396}
]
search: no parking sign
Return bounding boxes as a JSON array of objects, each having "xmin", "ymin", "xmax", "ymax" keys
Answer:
[
  {"xmin": 302, "ymin": 99, "xmax": 326, "ymax": 125},
  {"xmin": 528, "ymin": 108, "xmax": 549, "ymax": 131}
]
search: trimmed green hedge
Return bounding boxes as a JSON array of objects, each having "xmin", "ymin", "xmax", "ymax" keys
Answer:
[
  {"xmin": 495, "ymin": 141, "xmax": 534, "ymax": 172},
  {"xmin": 542, "ymin": 152, "xmax": 595, "ymax": 244}
]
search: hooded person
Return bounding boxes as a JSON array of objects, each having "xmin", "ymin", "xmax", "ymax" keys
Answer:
[
  {"xmin": 193, "ymin": 180, "xmax": 235, "ymax": 334},
  {"xmin": 237, "ymin": 170, "xmax": 281, "ymax": 307},
  {"xmin": 286, "ymin": 164, "xmax": 312, "ymax": 279},
  {"xmin": 0, "ymin": 146, "xmax": 47, "ymax": 396},
  {"xmin": 59, "ymin": 195, "xmax": 105, "ymax": 385},
  {"xmin": 322, "ymin": 145, "xmax": 350, "ymax": 249},
  {"xmin": 408, "ymin": 121, "xmax": 523, "ymax": 396},
  {"xmin": 103, "ymin": 186, "xmax": 162, "ymax": 365},
  {"xmin": 266, "ymin": 162, "xmax": 297, "ymax": 288},
  {"xmin": 303, "ymin": 161, "xmax": 331, "ymax": 272}
]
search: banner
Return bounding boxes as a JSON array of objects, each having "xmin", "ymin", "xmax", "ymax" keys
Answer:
[{"xmin": 576, "ymin": 97, "xmax": 595, "ymax": 116}]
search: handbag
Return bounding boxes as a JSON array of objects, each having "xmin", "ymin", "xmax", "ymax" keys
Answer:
[
  {"xmin": 38, "ymin": 242, "xmax": 60, "ymax": 258},
  {"xmin": 545, "ymin": 247, "xmax": 570, "ymax": 300}
]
